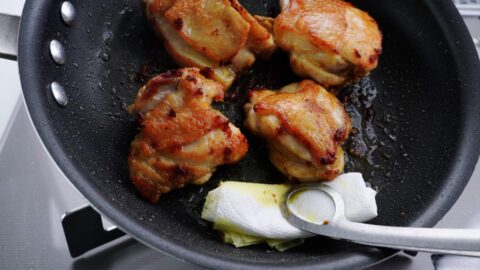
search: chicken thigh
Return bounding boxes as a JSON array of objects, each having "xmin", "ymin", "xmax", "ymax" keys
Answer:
[
  {"xmin": 144, "ymin": 0, "xmax": 276, "ymax": 89},
  {"xmin": 245, "ymin": 80, "xmax": 351, "ymax": 181},
  {"xmin": 129, "ymin": 68, "xmax": 248, "ymax": 203},
  {"xmin": 274, "ymin": 0, "xmax": 382, "ymax": 88}
]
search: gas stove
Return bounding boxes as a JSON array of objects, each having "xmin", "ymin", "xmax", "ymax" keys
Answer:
[{"xmin": 1, "ymin": 2, "xmax": 479, "ymax": 269}]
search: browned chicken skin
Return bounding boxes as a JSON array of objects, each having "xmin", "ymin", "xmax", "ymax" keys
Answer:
[
  {"xmin": 274, "ymin": 0, "xmax": 382, "ymax": 88},
  {"xmin": 245, "ymin": 80, "xmax": 351, "ymax": 182},
  {"xmin": 144, "ymin": 0, "xmax": 276, "ymax": 89},
  {"xmin": 129, "ymin": 68, "xmax": 248, "ymax": 203}
]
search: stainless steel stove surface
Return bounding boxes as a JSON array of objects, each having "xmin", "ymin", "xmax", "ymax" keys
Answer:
[{"xmin": 1, "ymin": 2, "xmax": 480, "ymax": 270}]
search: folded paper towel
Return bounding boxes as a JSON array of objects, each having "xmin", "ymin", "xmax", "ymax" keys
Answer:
[{"xmin": 201, "ymin": 173, "xmax": 378, "ymax": 250}]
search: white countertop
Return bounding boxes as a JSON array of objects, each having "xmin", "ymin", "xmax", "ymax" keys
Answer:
[{"xmin": 0, "ymin": 1, "xmax": 22, "ymax": 147}]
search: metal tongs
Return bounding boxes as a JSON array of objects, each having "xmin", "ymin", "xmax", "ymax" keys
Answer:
[{"xmin": 282, "ymin": 184, "xmax": 480, "ymax": 257}]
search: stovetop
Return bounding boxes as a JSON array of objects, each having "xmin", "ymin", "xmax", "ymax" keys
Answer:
[{"xmin": 1, "ymin": 2, "xmax": 480, "ymax": 270}]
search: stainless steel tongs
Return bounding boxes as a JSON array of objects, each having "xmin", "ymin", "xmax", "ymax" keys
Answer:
[{"xmin": 282, "ymin": 184, "xmax": 480, "ymax": 257}]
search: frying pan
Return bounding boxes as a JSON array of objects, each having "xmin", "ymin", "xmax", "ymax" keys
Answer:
[{"xmin": 1, "ymin": 0, "xmax": 479, "ymax": 269}]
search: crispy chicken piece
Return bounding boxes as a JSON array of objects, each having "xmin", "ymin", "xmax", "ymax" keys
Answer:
[
  {"xmin": 144, "ymin": 0, "xmax": 276, "ymax": 89},
  {"xmin": 245, "ymin": 80, "xmax": 351, "ymax": 181},
  {"xmin": 274, "ymin": 0, "xmax": 382, "ymax": 88},
  {"xmin": 129, "ymin": 68, "xmax": 248, "ymax": 203}
]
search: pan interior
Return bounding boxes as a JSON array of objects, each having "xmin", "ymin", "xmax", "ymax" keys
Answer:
[{"xmin": 18, "ymin": 0, "xmax": 480, "ymax": 268}]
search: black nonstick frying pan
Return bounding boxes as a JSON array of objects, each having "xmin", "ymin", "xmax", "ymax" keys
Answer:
[{"xmin": 1, "ymin": 0, "xmax": 480, "ymax": 269}]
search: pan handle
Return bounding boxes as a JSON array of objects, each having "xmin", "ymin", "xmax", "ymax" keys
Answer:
[{"xmin": 0, "ymin": 13, "xmax": 19, "ymax": 61}]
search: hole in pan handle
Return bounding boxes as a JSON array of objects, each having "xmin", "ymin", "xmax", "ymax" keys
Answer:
[
  {"xmin": 0, "ymin": 13, "xmax": 19, "ymax": 61},
  {"xmin": 61, "ymin": 205, "xmax": 126, "ymax": 258}
]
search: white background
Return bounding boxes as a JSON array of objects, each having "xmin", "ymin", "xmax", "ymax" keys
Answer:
[{"xmin": 0, "ymin": 1, "xmax": 23, "ymax": 141}]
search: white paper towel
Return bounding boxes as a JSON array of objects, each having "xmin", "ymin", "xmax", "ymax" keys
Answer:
[{"xmin": 202, "ymin": 173, "xmax": 378, "ymax": 242}]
